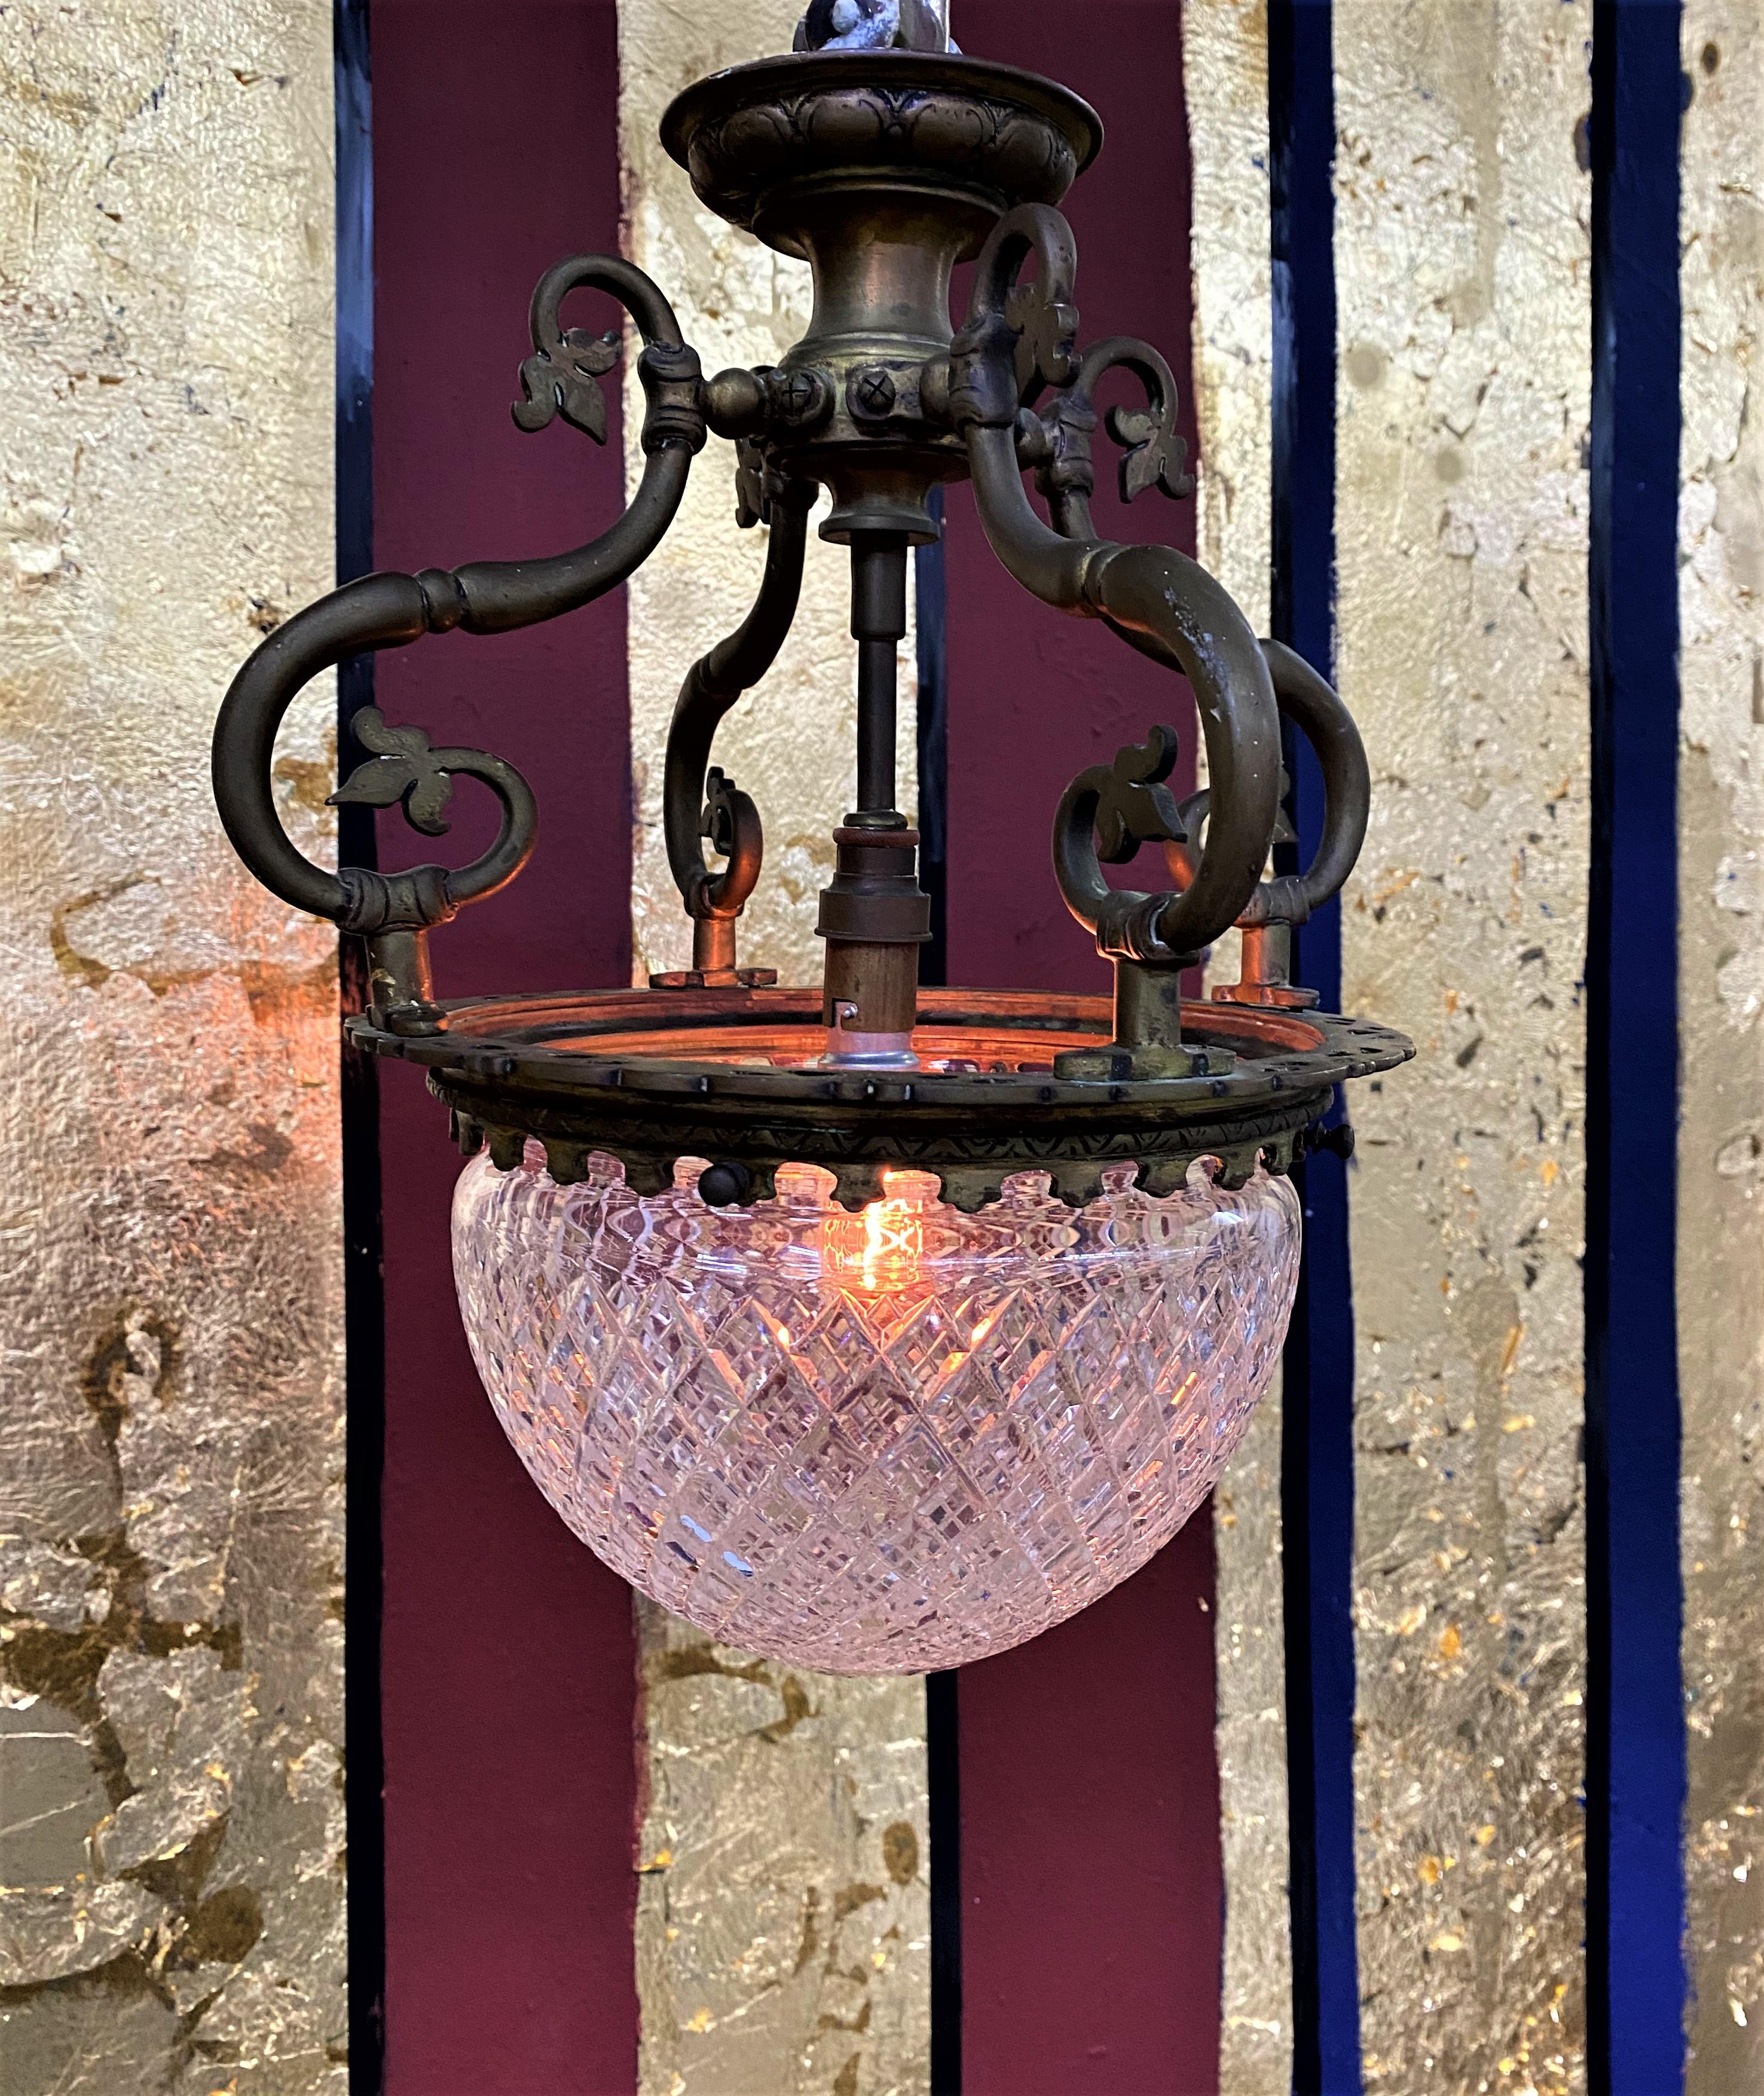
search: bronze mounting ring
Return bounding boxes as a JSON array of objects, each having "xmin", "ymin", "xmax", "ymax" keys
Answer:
[{"xmin": 349, "ymin": 985, "xmax": 1413, "ymax": 1214}]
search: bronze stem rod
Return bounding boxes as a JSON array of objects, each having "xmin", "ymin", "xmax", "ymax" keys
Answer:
[{"xmin": 850, "ymin": 531, "xmax": 909, "ymax": 821}]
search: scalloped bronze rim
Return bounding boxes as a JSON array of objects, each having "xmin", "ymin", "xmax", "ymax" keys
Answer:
[
  {"xmin": 660, "ymin": 53, "xmax": 1106, "ymax": 219},
  {"xmin": 349, "ymin": 986, "xmax": 1413, "ymax": 1212}
]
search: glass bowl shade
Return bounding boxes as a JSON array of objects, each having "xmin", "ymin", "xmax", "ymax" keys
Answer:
[{"xmin": 453, "ymin": 1145, "xmax": 1301, "ymax": 1674}]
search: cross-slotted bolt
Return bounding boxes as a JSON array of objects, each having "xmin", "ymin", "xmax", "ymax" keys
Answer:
[
  {"xmin": 778, "ymin": 370, "xmax": 820, "ymax": 419},
  {"xmin": 850, "ymin": 365, "xmax": 897, "ymax": 417}
]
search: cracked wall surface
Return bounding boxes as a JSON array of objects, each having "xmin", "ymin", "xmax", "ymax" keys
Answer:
[
  {"xmin": 634, "ymin": 1602, "xmax": 930, "ymax": 2096},
  {"xmin": 1334, "ymin": 4, "xmax": 1592, "ymax": 2089},
  {"xmin": 617, "ymin": 0, "xmax": 916, "ymax": 990},
  {"xmin": 1184, "ymin": 4, "xmax": 1292, "ymax": 2091},
  {"xmin": 1679, "ymin": 4, "xmax": 1764, "ymax": 2086},
  {"xmin": 0, "ymin": 2, "xmax": 344, "ymax": 2088}
]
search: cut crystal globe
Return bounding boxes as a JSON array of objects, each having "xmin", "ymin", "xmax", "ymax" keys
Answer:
[{"xmin": 453, "ymin": 1141, "xmax": 1301, "ymax": 1674}]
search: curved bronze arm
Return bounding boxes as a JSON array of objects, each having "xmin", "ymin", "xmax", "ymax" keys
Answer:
[
  {"xmin": 950, "ymin": 204, "xmax": 1281, "ymax": 967},
  {"xmin": 662, "ymin": 486, "xmax": 813, "ymax": 954},
  {"xmin": 1161, "ymin": 640, "xmax": 1371, "ymax": 1009},
  {"xmin": 212, "ymin": 256, "xmax": 705, "ymax": 1018},
  {"xmin": 1241, "ymin": 640, "xmax": 1369, "ymax": 928},
  {"xmin": 1166, "ymin": 643, "xmax": 1368, "ymax": 924}
]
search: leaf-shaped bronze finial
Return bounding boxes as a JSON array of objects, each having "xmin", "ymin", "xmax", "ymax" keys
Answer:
[
  {"xmin": 1109, "ymin": 401, "xmax": 1194, "ymax": 503},
  {"xmin": 1092, "ymin": 726, "xmax": 1185, "ymax": 863},
  {"xmin": 329, "ymin": 707, "xmax": 457, "ymax": 837},
  {"xmin": 1005, "ymin": 279, "xmax": 1081, "ymax": 402},
  {"xmin": 512, "ymin": 327, "xmax": 620, "ymax": 440}
]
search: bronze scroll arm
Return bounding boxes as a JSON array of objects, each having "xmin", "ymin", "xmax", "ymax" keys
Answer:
[
  {"xmin": 947, "ymin": 203, "xmax": 1282, "ymax": 971},
  {"xmin": 661, "ymin": 484, "xmax": 814, "ymax": 977},
  {"xmin": 211, "ymin": 255, "xmax": 706, "ymax": 1029}
]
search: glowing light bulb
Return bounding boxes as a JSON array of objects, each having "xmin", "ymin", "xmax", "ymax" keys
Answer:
[
  {"xmin": 822, "ymin": 1168, "xmax": 940, "ymax": 1295},
  {"xmin": 453, "ymin": 1142, "xmax": 1300, "ymax": 1673}
]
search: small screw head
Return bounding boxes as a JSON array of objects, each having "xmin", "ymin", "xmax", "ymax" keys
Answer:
[
  {"xmin": 778, "ymin": 369, "xmax": 820, "ymax": 420},
  {"xmin": 849, "ymin": 365, "xmax": 898, "ymax": 419}
]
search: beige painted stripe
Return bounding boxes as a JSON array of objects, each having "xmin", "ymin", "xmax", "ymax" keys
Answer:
[
  {"xmin": 1189, "ymin": 0, "xmax": 1274, "ymax": 644},
  {"xmin": 616, "ymin": 10, "xmax": 931, "ymax": 2092},
  {"xmin": 635, "ymin": 1603, "xmax": 931, "ymax": 2096},
  {"xmin": 617, "ymin": 0, "xmax": 915, "ymax": 991},
  {"xmin": 1678, "ymin": 5, "xmax": 1764, "ymax": 2085},
  {"xmin": 0, "ymin": 0, "xmax": 344, "ymax": 2076},
  {"xmin": 1334, "ymin": 5, "xmax": 1592, "ymax": 2088},
  {"xmin": 1185, "ymin": 4, "xmax": 1293, "ymax": 2088}
]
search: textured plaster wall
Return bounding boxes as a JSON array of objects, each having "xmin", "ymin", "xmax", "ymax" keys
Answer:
[
  {"xmin": 1679, "ymin": 4, "xmax": 1764, "ymax": 2085},
  {"xmin": 0, "ymin": 2, "xmax": 344, "ymax": 2089},
  {"xmin": 1334, "ymin": 5, "xmax": 1592, "ymax": 2089},
  {"xmin": 1188, "ymin": 0, "xmax": 1273, "ymax": 648},
  {"xmin": 618, "ymin": 10, "xmax": 931, "ymax": 2092},
  {"xmin": 634, "ymin": 1603, "xmax": 930, "ymax": 2096},
  {"xmin": 1184, "ymin": 4, "xmax": 1292, "ymax": 2089},
  {"xmin": 617, "ymin": 0, "xmax": 915, "ymax": 988}
]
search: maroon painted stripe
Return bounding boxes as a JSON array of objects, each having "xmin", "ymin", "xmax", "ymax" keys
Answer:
[
  {"xmin": 945, "ymin": 7, "xmax": 1225, "ymax": 2091},
  {"xmin": 371, "ymin": 5, "xmax": 640, "ymax": 2090},
  {"xmin": 958, "ymin": 1534, "xmax": 1224, "ymax": 2096}
]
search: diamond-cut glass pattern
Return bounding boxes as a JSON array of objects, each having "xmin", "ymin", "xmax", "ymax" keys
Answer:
[{"xmin": 453, "ymin": 1145, "xmax": 1301, "ymax": 1674}]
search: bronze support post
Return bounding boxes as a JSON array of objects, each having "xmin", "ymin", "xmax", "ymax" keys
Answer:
[
  {"xmin": 851, "ymin": 531, "xmax": 909, "ymax": 823},
  {"xmin": 818, "ymin": 531, "xmax": 929, "ymax": 1064}
]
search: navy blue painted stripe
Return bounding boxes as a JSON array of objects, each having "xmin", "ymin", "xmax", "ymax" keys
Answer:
[
  {"xmin": 925, "ymin": 1667, "xmax": 962, "ymax": 2094},
  {"xmin": 333, "ymin": 3, "xmax": 385, "ymax": 2089},
  {"xmin": 1269, "ymin": 5, "xmax": 1362, "ymax": 2091},
  {"xmin": 1585, "ymin": 5, "xmax": 1687, "ymax": 2091}
]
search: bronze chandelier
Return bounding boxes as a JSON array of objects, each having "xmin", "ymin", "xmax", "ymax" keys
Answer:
[{"xmin": 212, "ymin": 6, "xmax": 1411, "ymax": 1674}]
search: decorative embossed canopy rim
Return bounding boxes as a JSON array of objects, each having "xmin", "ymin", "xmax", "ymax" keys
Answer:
[{"xmin": 659, "ymin": 51, "xmax": 1103, "ymax": 248}]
